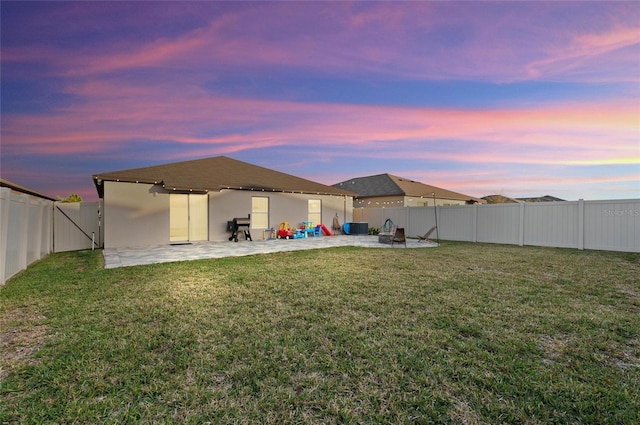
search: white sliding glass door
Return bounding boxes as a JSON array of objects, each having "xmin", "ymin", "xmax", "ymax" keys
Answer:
[
  {"xmin": 170, "ymin": 194, "xmax": 208, "ymax": 243},
  {"xmin": 188, "ymin": 194, "xmax": 208, "ymax": 241}
]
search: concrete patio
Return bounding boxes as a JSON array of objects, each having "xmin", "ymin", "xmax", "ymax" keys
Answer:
[{"xmin": 103, "ymin": 235, "xmax": 438, "ymax": 268}]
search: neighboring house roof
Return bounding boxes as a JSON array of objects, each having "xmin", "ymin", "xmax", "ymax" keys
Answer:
[
  {"xmin": 516, "ymin": 195, "xmax": 566, "ymax": 202},
  {"xmin": 93, "ymin": 156, "xmax": 355, "ymax": 198},
  {"xmin": 0, "ymin": 178, "xmax": 57, "ymax": 201},
  {"xmin": 333, "ymin": 174, "xmax": 485, "ymax": 203},
  {"xmin": 482, "ymin": 194, "xmax": 566, "ymax": 204},
  {"xmin": 481, "ymin": 194, "xmax": 519, "ymax": 204}
]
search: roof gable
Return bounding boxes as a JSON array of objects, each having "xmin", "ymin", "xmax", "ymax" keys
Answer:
[
  {"xmin": 93, "ymin": 156, "xmax": 354, "ymax": 198},
  {"xmin": 334, "ymin": 173, "xmax": 484, "ymax": 203},
  {"xmin": 333, "ymin": 174, "xmax": 403, "ymax": 197}
]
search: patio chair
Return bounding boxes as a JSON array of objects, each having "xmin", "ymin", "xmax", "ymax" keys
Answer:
[
  {"xmin": 391, "ymin": 227, "xmax": 406, "ymax": 247},
  {"xmin": 417, "ymin": 226, "xmax": 437, "ymax": 242}
]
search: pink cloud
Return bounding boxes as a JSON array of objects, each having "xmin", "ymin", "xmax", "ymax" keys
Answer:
[
  {"xmin": 2, "ymin": 74, "xmax": 637, "ymax": 169},
  {"xmin": 404, "ymin": 168, "xmax": 640, "ymax": 200},
  {"xmin": 6, "ymin": 2, "xmax": 637, "ymax": 83},
  {"xmin": 526, "ymin": 25, "xmax": 640, "ymax": 82},
  {"xmin": 3, "ymin": 2, "xmax": 637, "ymax": 201}
]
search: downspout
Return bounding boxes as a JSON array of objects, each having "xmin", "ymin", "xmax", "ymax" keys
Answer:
[
  {"xmin": 51, "ymin": 201, "xmax": 56, "ymax": 253},
  {"xmin": 98, "ymin": 202, "xmax": 102, "ymax": 248},
  {"xmin": 343, "ymin": 195, "xmax": 347, "ymax": 223}
]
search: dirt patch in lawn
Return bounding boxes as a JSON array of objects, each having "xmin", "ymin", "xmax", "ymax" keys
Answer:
[{"xmin": 0, "ymin": 306, "xmax": 49, "ymax": 382}]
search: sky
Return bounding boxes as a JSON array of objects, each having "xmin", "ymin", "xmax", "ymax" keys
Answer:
[{"xmin": 1, "ymin": 1, "xmax": 639, "ymax": 202}]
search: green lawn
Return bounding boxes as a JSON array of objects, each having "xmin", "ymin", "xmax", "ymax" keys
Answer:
[{"xmin": 1, "ymin": 243, "xmax": 639, "ymax": 424}]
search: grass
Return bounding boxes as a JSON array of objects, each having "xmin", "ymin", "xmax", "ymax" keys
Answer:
[{"xmin": 1, "ymin": 242, "xmax": 639, "ymax": 424}]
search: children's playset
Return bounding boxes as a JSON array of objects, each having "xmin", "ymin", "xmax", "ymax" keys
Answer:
[
  {"xmin": 275, "ymin": 221, "xmax": 333, "ymax": 240},
  {"xmin": 228, "ymin": 215, "xmax": 334, "ymax": 241}
]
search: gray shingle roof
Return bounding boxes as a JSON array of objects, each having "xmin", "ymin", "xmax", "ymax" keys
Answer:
[
  {"xmin": 333, "ymin": 174, "xmax": 484, "ymax": 203},
  {"xmin": 515, "ymin": 195, "xmax": 566, "ymax": 202},
  {"xmin": 333, "ymin": 174, "xmax": 404, "ymax": 197},
  {"xmin": 93, "ymin": 156, "xmax": 355, "ymax": 198}
]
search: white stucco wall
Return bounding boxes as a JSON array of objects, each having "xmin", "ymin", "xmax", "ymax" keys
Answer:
[
  {"xmin": 103, "ymin": 181, "xmax": 169, "ymax": 248},
  {"xmin": 103, "ymin": 183, "xmax": 353, "ymax": 246},
  {"xmin": 208, "ymin": 190, "xmax": 352, "ymax": 241}
]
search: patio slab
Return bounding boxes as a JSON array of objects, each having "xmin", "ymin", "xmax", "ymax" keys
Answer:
[{"xmin": 102, "ymin": 235, "xmax": 437, "ymax": 268}]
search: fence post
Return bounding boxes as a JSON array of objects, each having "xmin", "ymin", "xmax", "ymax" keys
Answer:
[
  {"xmin": 17, "ymin": 194, "xmax": 29, "ymax": 274},
  {"xmin": 472, "ymin": 203, "xmax": 478, "ymax": 243},
  {"xmin": 519, "ymin": 202, "xmax": 525, "ymax": 247},
  {"xmin": 578, "ymin": 199, "xmax": 584, "ymax": 250},
  {"xmin": 32, "ymin": 198, "xmax": 44, "ymax": 264},
  {"xmin": 0, "ymin": 188, "xmax": 10, "ymax": 285}
]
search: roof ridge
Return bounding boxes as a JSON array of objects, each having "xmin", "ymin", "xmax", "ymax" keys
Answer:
[{"xmin": 92, "ymin": 156, "xmax": 355, "ymax": 198}]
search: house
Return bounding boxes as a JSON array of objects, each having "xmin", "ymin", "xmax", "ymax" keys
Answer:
[
  {"xmin": 516, "ymin": 195, "xmax": 565, "ymax": 203},
  {"xmin": 481, "ymin": 194, "xmax": 566, "ymax": 204},
  {"xmin": 333, "ymin": 174, "xmax": 485, "ymax": 208},
  {"xmin": 93, "ymin": 156, "xmax": 355, "ymax": 248},
  {"xmin": 481, "ymin": 194, "xmax": 519, "ymax": 204}
]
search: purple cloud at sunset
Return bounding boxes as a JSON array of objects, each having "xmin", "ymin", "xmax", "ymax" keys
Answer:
[{"xmin": 1, "ymin": 1, "xmax": 638, "ymax": 202}]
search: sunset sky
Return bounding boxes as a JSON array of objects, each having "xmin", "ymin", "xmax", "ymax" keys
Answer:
[{"xmin": 1, "ymin": 1, "xmax": 639, "ymax": 202}]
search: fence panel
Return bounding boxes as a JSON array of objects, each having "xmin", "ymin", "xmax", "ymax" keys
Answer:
[
  {"xmin": 353, "ymin": 208, "xmax": 382, "ymax": 230},
  {"xmin": 54, "ymin": 202, "xmax": 101, "ymax": 252},
  {"xmin": 354, "ymin": 207, "xmax": 409, "ymax": 232},
  {"xmin": 41, "ymin": 203, "xmax": 53, "ymax": 258},
  {"xmin": 439, "ymin": 205, "xmax": 475, "ymax": 241},
  {"xmin": 1, "ymin": 184, "xmax": 105, "ymax": 285},
  {"xmin": 584, "ymin": 200, "xmax": 639, "ymax": 252},
  {"xmin": 476, "ymin": 203, "xmax": 520, "ymax": 245},
  {"xmin": 0, "ymin": 187, "xmax": 54, "ymax": 285},
  {"xmin": 407, "ymin": 207, "xmax": 437, "ymax": 239},
  {"xmin": 355, "ymin": 198, "xmax": 639, "ymax": 253},
  {"xmin": 523, "ymin": 201, "xmax": 579, "ymax": 248},
  {"xmin": 3, "ymin": 191, "xmax": 27, "ymax": 283},
  {"xmin": 27, "ymin": 197, "xmax": 46, "ymax": 264}
]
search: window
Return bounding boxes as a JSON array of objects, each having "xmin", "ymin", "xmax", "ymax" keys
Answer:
[
  {"xmin": 308, "ymin": 199, "xmax": 321, "ymax": 226},
  {"xmin": 251, "ymin": 197, "xmax": 269, "ymax": 229}
]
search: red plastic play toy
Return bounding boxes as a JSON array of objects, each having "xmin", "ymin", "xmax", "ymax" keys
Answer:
[
  {"xmin": 320, "ymin": 223, "xmax": 333, "ymax": 236},
  {"xmin": 278, "ymin": 221, "xmax": 295, "ymax": 239}
]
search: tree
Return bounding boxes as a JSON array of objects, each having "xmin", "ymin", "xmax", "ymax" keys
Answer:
[{"xmin": 59, "ymin": 193, "xmax": 82, "ymax": 203}]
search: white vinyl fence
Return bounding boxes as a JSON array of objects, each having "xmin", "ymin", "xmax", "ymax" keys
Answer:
[
  {"xmin": 1, "ymin": 186, "xmax": 54, "ymax": 285},
  {"xmin": 2, "ymin": 187, "xmax": 638, "ymax": 285},
  {"xmin": 54, "ymin": 202, "xmax": 102, "ymax": 253},
  {"xmin": 354, "ymin": 199, "xmax": 640, "ymax": 253},
  {"xmin": 1, "ymin": 184, "xmax": 102, "ymax": 285}
]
